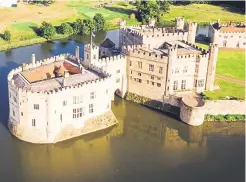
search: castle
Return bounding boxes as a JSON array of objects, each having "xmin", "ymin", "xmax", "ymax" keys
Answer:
[
  {"xmin": 208, "ymin": 19, "xmax": 246, "ymax": 48},
  {"xmin": 8, "ymin": 17, "xmax": 237, "ymax": 144}
]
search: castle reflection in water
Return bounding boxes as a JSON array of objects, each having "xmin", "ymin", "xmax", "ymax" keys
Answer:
[{"xmin": 13, "ymin": 96, "xmax": 244, "ymax": 182}]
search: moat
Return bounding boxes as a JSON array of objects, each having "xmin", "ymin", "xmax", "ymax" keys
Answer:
[{"xmin": 0, "ymin": 29, "xmax": 244, "ymax": 182}]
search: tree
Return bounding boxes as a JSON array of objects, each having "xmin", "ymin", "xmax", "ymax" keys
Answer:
[
  {"xmin": 136, "ymin": 0, "xmax": 161, "ymax": 23},
  {"xmin": 93, "ymin": 13, "xmax": 105, "ymax": 31},
  {"xmin": 57, "ymin": 23, "xmax": 73, "ymax": 35},
  {"xmin": 39, "ymin": 21, "xmax": 56, "ymax": 39},
  {"xmin": 3, "ymin": 30, "xmax": 11, "ymax": 41},
  {"xmin": 71, "ymin": 21, "xmax": 81, "ymax": 34},
  {"xmin": 157, "ymin": 0, "xmax": 170, "ymax": 12},
  {"xmin": 81, "ymin": 19, "xmax": 95, "ymax": 35}
]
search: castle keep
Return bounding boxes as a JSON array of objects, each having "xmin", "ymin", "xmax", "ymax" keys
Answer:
[
  {"xmin": 208, "ymin": 19, "xmax": 246, "ymax": 48},
  {"xmin": 8, "ymin": 17, "xmax": 243, "ymax": 143}
]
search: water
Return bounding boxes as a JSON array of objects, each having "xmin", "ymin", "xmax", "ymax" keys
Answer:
[{"xmin": 0, "ymin": 30, "xmax": 244, "ymax": 182}]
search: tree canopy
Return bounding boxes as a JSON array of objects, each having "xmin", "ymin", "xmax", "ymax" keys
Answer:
[
  {"xmin": 135, "ymin": 0, "xmax": 170, "ymax": 23},
  {"xmin": 93, "ymin": 13, "xmax": 105, "ymax": 31},
  {"xmin": 3, "ymin": 30, "xmax": 11, "ymax": 41},
  {"xmin": 39, "ymin": 21, "xmax": 56, "ymax": 39},
  {"xmin": 57, "ymin": 23, "xmax": 73, "ymax": 35}
]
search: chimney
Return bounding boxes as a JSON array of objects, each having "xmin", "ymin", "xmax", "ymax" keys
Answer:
[
  {"xmin": 75, "ymin": 46, "xmax": 80, "ymax": 59},
  {"xmin": 21, "ymin": 63, "xmax": 27, "ymax": 71},
  {"xmin": 31, "ymin": 54, "xmax": 35, "ymax": 64},
  {"xmin": 63, "ymin": 71, "xmax": 69, "ymax": 87}
]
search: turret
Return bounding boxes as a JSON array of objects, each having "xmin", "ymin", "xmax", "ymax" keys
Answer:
[
  {"xmin": 175, "ymin": 17, "xmax": 185, "ymax": 30},
  {"xmin": 148, "ymin": 18, "xmax": 155, "ymax": 28},
  {"xmin": 31, "ymin": 54, "xmax": 35, "ymax": 65},
  {"xmin": 83, "ymin": 44, "xmax": 99, "ymax": 67},
  {"xmin": 205, "ymin": 43, "xmax": 218, "ymax": 91},
  {"xmin": 187, "ymin": 22, "xmax": 197, "ymax": 44},
  {"xmin": 165, "ymin": 45, "xmax": 178, "ymax": 95},
  {"xmin": 119, "ymin": 19, "xmax": 126, "ymax": 29}
]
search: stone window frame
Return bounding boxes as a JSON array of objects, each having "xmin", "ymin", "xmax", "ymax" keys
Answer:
[
  {"xmin": 147, "ymin": 80, "xmax": 149, "ymax": 84},
  {"xmin": 181, "ymin": 80, "xmax": 186, "ymax": 90},
  {"xmin": 73, "ymin": 95, "xmax": 83, "ymax": 104},
  {"xmin": 149, "ymin": 64, "xmax": 154, "ymax": 72},
  {"xmin": 73, "ymin": 108, "xmax": 84, "ymax": 118},
  {"xmin": 60, "ymin": 114, "xmax": 63, "ymax": 122},
  {"xmin": 116, "ymin": 69, "xmax": 120, "ymax": 73},
  {"xmin": 198, "ymin": 79, "xmax": 204, "ymax": 87},
  {"xmin": 173, "ymin": 80, "xmax": 178, "ymax": 90},
  {"xmin": 157, "ymin": 83, "xmax": 161, "ymax": 87},
  {"xmin": 89, "ymin": 104, "xmax": 94, "ymax": 114},
  {"xmin": 63, "ymin": 100, "xmax": 67, "ymax": 106},
  {"xmin": 138, "ymin": 61, "xmax": 142, "ymax": 69},
  {"xmin": 12, "ymin": 110, "xmax": 15, "ymax": 116},
  {"xmin": 34, "ymin": 104, "xmax": 39, "ymax": 110},
  {"xmin": 183, "ymin": 66, "xmax": 188, "ymax": 73},
  {"xmin": 152, "ymin": 82, "xmax": 154, "ymax": 86},
  {"xmin": 93, "ymin": 54, "xmax": 96, "ymax": 59},
  {"xmin": 32, "ymin": 119, "xmax": 36, "ymax": 127},
  {"xmin": 195, "ymin": 64, "xmax": 199, "ymax": 73},
  {"xmin": 151, "ymin": 76, "xmax": 154, "ymax": 80},
  {"xmin": 159, "ymin": 66, "xmax": 163, "ymax": 74},
  {"xmin": 138, "ymin": 73, "xmax": 141, "ymax": 76},
  {"xmin": 14, "ymin": 97, "xmax": 17, "ymax": 103},
  {"xmin": 90, "ymin": 92, "xmax": 96, "ymax": 100},
  {"xmin": 116, "ymin": 78, "xmax": 121, "ymax": 83},
  {"xmin": 174, "ymin": 67, "xmax": 180, "ymax": 74},
  {"xmin": 136, "ymin": 78, "xmax": 142, "ymax": 83}
]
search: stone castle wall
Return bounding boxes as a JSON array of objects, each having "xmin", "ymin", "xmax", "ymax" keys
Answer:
[
  {"xmin": 8, "ymin": 53, "xmax": 117, "ymax": 143},
  {"xmin": 208, "ymin": 23, "xmax": 246, "ymax": 48}
]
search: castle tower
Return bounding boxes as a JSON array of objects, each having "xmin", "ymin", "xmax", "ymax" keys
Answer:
[
  {"xmin": 83, "ymin": 44, "xmax": 99, "ymax": 67},
  {"xmin": 187, "ymin": 22, "xmax": 197, "ymax": 44},
  {"xmin": 205, "ymin": 43, "xmax": 218, "ymax": 91},
  {"xmin": 175, "ymin": 17, "xmax": 185, "ymax": 30},
  {"xmin": 148, "ymin": 18, "xmax": 155, "ymax": 28},
  {"xmin": 119, "ymin": 19, "xmax": 126, "ymax": 29},
  {"xmin": 165, "ymin": 45, "xmax": 178, "ymax": 96}
]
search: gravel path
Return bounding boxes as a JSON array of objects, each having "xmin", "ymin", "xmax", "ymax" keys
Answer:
[{"xmin": 216, "ymin": 74, "xmax": 245, "ymax": 86}]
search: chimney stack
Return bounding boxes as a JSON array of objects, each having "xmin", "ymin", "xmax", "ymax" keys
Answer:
[
  {"xmin": 31, "ymin": 54, "xmax": 35, "ymax": 65},
  {"xmin": 75, "ymin": 46, "xmax": 79, "ymax": 59},
  {"xmin": 63, "ymin": 71, "xmax": 70, "ymax": 87}
]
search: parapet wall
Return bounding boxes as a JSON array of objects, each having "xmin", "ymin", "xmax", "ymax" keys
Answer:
[{"xmin": 205, "ymin": 100, "xmax": 245, "ymax": 115}]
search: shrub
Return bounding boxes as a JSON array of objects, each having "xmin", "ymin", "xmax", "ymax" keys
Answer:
[
  {"xmin": 57, "ymin": 23, "xmax": 73, "ymax": 35},
  {"xmin": 93, "ymin": 13, "xmax": 105, "ymax": 31},
  {"xmin": 3, "ymin": 30, "xmax": 11, "ymax": 41},
  {"xmin": 204, "ymin": 114, "xmax": 215, "ymax": 121},
  {"xmin": 225, "ymin": 114, "xmax": 236, "ymax": 121},
  {"xmin": 214, "ymin": 115, "xmax": 225, "ymax": 121},
  {"xmin": 39, "ymin": 21, "xmax": 56, "ymax": 39}
]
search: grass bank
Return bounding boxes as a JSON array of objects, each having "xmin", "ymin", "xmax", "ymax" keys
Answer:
[
  {"xmin": 0, "ymin": 2, "xmax": 244, "ymax": 51},
  {"xmin": 161, "ymin": 4, "xmax": 245, "ymax": 25},
  {"xmin": 203, "ymin": 79, "xmax": 245, "ymax": 100}
]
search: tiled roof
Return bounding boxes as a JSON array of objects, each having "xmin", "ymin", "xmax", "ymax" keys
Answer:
[{"xmin": 100, "ymin": 38, "xmax": 115, "ymax": 48}]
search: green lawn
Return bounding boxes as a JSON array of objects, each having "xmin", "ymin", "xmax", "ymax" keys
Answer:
[
  {"xmin": 204, "ymin": 79, "xmax": 245, "ymax": 100},
  {"xmin": 0, "ymin": 2, "xmax": 244, "ymax": 51},
  {"xmin": 216, "ymin": 50, "xmax": 245, "ymax": 80},
  {"xmin": 196, "ymin": 42, "xmax": 245, "ymax": 81},
  {"xmin": 162, "ymin": 4, "xmax": 245, "ymax": 24}
]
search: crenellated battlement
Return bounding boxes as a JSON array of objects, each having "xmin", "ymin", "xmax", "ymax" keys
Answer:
[
  {"xmin": 181, "ymin": 40, "xmax": 209, "ymax": 53},
  {"xmin": 84, "ymin": 44, "xmax": 99, "ymax": 50},
  {"xmin": 144, "ymin": 31, "xmax": 188, "ymax": 39},
  {"xmin": 7, "ymin": 53, "xmax": 73, "ymax": 82}
]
